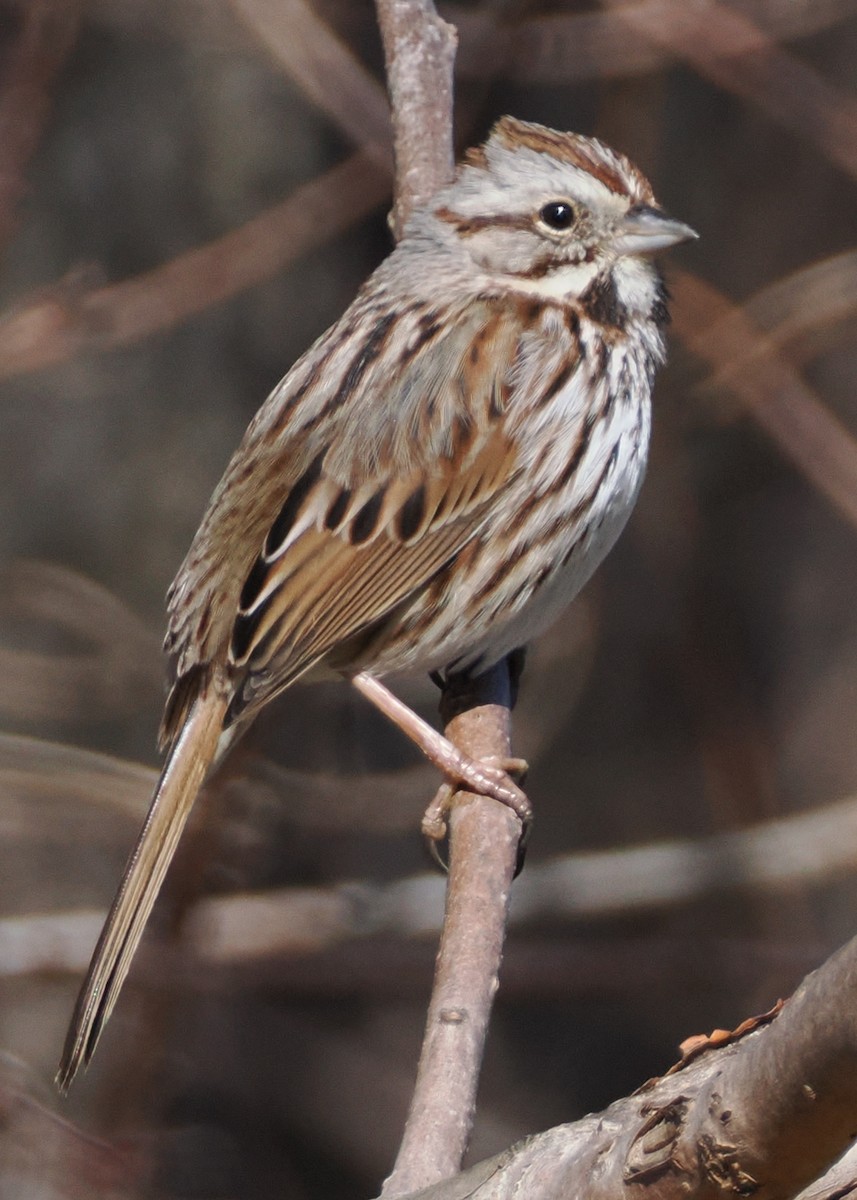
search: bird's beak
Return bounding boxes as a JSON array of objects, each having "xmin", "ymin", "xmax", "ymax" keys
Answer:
[{"xmin": 612, "ymin": 205, "xmax": 698, "ymax": 256}]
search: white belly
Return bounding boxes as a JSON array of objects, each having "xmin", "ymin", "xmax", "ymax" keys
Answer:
[{"xmin": 366, "ymin": 349, "xmax": 653, "ymax": 680}]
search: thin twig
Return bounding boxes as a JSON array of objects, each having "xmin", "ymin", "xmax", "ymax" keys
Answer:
[
  {"xmin": 0, "ymin": 150, "xmax": 388, "ymax": 378},
  {"xmin": 0, "ymin": 0, "xmax": 80, "ymax": 251},
  {"xmin": 451, "ymin": 0, "xmax": 857, "ymax": 86},
  {"xmin": 232, "ymin": 0, "xmax": 393, "ymax": 171},
  {"xmin": 673, "ymin": 270, "xmax": 857, "ymax": 530},
  {"xmin": 10, "ymin": 776, "xmax": 857, "ymax": 976},
  {"xmin": 381, "ymin": 668, "xmax": 521, "ymax": 1195},
  {"xmin": 614, "ymin": 0, "xmax": 857, "ymax": 181},
  {"xmin": 375, "ymin": 0, "xmax": 457, "ymax": 239},
  {"xmin": 373, "ymin": 3, "xmax": 524, "ymax": 1193},
  {"xmin": 698, "ymin": 250, "xmax": 857, "ymax": 382},
  {"xmin": 0, "ymin": 0, "xmax": 399, "ymax": 381}
]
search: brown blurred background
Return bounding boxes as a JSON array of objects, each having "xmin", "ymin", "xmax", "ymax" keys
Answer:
[{"xmin": 2, "ymin": 0, "xmax": 857, "ymax": 1196}]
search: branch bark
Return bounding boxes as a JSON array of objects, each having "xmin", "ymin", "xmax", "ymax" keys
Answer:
[
  {"xmin": 375, "ymin": 0, "xmax": 457, "ymax": 239},
  {"xmin": 373, "ymin": 4, "xmax": 524, "ymax": 1195},
  {"xmin": 385, "ymin": 932, "xmax": 857, "ymax": 1199},
  {"xmin": 381, "ymin": 668, "xmax": 521, "ymax": 1196}
]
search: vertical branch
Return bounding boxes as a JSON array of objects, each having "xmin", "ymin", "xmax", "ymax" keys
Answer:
[
  {"xmin": 381, "ymin": 666, "xmax": 521, "ymax": 1197},
  {"xmin": 374, "ymin": 4, "xmax": 525, "ymax": 1194},
  {"xmin": 375, "ymin": 0, "xmax": 458, "ymax": 237}
]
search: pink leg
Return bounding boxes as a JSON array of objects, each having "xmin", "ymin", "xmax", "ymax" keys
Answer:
[{"xmin": 350, "ymin": 672, "xmax": 531, "ymax": 827}]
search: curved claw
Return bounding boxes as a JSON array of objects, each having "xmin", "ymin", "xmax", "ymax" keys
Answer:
[{"xmin": 422, "ymin": 781, "xmax": 455, "ymax": 845}]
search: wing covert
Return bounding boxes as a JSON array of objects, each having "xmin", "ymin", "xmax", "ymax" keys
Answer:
[{"xmin": 162, "ymin": 291, "xmax": 532, "ymax": 742}]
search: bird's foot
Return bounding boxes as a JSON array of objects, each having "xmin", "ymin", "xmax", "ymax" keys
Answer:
[{"xmin": 421, "ymin": 755, "xmax": 530, "ymax": 843}]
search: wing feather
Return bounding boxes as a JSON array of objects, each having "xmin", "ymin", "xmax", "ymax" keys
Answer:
[
  {"xmin": 162, "ymin": 291, "xmax": 531, "ymax": 744},
  {"xmin": 226, "ymin": 422, "xmax": 518, "ymax": 717}
]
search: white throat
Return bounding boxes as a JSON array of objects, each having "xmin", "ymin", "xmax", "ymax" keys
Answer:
[
  {"xmin": 610, "ymin": 255, "xmax": 661, "ymax": 315},
  {"xmin": 505, "ymin": 259, "xmax": 601, "ymax": 301},
  {"xmin": 505, "ymin": 253, "xmax": 661, "ymax": 316}
]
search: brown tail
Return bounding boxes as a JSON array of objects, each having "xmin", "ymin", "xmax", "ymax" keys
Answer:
[{"xmin": 56, "ymin": 683, "xmax": 229, "ymax": 1092}]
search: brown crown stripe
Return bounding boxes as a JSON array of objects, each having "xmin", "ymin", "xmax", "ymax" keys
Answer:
[{"xmin": 491, "ymin": 116, "xmax": 647, "ymax": 202}]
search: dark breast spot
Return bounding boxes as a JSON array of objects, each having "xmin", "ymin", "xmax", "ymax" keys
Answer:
[
  {"xmin": 580, "ymin": 272, "xmax": 627, "ymax": 329},
  {"xmin": 557, "ymin": 408, "xmax": 598, "ymax": 489}
]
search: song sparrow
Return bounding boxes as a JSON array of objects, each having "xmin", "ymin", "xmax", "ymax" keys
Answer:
[{"xmin": 57, "ymin": 116, "xmax": 695, "ymax": 1089}]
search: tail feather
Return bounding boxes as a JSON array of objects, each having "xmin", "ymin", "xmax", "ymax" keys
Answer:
[{"xmin": 56, "ymin": 683, "xmax": 229, "ymax": 1092}]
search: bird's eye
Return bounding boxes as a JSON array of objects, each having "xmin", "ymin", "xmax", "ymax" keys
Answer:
[{"xmin": 538, "ymin": 201, "xmax": 576, "ymax": 231}]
